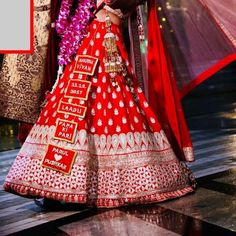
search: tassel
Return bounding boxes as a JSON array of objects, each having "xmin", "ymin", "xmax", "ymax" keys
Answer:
[{"xmin": 103, "ymin": 13, "xmax": 123, "ymax": 86}]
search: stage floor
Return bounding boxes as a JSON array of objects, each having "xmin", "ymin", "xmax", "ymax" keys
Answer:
[{"xmin": 0, "ymin": 129, "xmax": 235, "ymax": 236}]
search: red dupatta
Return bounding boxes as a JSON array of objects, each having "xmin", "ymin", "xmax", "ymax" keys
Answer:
[{"xmin": 147, "ymin": 0, "xmax": 194, "ymax": 162}]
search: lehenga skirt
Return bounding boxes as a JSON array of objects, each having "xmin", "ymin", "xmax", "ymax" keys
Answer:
[{"xmin": 3, "ymin": 19, "xmax": 195, "ymax": 208}]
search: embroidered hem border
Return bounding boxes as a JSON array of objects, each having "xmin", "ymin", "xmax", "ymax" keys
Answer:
[{"xmin": 3, "ymin": 182, "xmax": 194, "ymax": 208}]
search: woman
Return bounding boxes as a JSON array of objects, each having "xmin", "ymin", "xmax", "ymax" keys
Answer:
[{"xmin": 3, "ymin": 0, "xmax": 195, "ymax": 208}]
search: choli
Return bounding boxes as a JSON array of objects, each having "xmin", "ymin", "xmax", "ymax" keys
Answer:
[{"xmin": 97, "ymin": 0, "xmax": 124, "ymax": 18}]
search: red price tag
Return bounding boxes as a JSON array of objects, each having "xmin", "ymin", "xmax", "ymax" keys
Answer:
[
  {"xmin": 42, "ymin": 144, "xmax": 77, "ymax": 175},
  {"xmin": 54, "ymin": 119, "xmax": 78, "ymax": 143},
  {"xmin": 74, "ymin": 55, "xmax": 99, "ymax": 76},
  {"xmin": 58, "ymin": 101, "xmax": 87, "ymax": 118},
  {"xmin": 65, "ymin": 79, "xmax": 92, "ymax": 100}
]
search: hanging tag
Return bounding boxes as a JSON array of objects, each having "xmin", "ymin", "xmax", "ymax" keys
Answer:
[
  {"xmin": 65, "ymin": 79, "xmax": 92, "ymax": 100},
  {"xmin": 58, "ymin": 101, "xmax": 87, "ymax": 118},
  {"xmin": 74, "ymin": 55, "xmax": 99, "ymax": 76},
  {"xmin": 54, "ymin": 119, "xmax": 78, "ymax": 143},
  {"xmin": 42, "ymin": 144, "xmax": 77, "ymax": 175}
]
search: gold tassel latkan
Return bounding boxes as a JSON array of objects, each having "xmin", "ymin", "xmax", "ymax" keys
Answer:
[{"xmin": 103, "ymin": 14, "xmax": 123, "ymax": 85}]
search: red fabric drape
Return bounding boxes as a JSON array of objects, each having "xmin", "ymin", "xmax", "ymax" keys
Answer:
[
  {"xmin": 147, "ymin": 0, "xmax": 194, "ymax": 162},
  {"xmin": 18, "ymin": 123, "xmax": 33, "ymax": 145},
  {"xmin": 43, "ymin": 0, "xmax": 62, "ymax": 92}
]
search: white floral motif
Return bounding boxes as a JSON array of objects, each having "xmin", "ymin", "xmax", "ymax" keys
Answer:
[
  {"xmin": 134, "ymin": 132, "xmax": 142, "ymax": 147},
  {"xmin": 107, "ymin": 86, "xmax": 111, "ymax": 93},
  {"xmin": 108, "ymin": 119, "xmax": 113, "ymax": 126},
  {"xmin": 116, "ymin": 126, "xmax": 121, "ymax": 133},
  {"xmin": 102, "ymin": 92, "xmax": 106, "ymax": 99},
  {"xmin": 95, "ymin": 50, "xmax": 100, "ymax": 57},
  {"xmin": 83, "ymin": 48, "xmax": 87, "ymax": 55},
  {"xmin": 122, "ymin": 117, "xmax": 127, "ymax": 124},
  {"xmin": 111, "ymin": 134, "xmax": 119, "ymax": 150},
  {"xmin": 98, "ymin": 66, "xmax": 102, "ymax": 73},
  {"xmin": 80, "ymin": 100, "xmax": 85, "ymax": 105},
  {"xmin": 91, "ymin": 108, "xmax": 96, "ymax": 116},
  {"xmin": 51, "ymin": 96, "xmax": 56, "ymax": 102},
  {"xmin": 150, "ymin": 117, "xmax": 156, "ymax": 124},
  {"xmin": 134, "ymin": 116, "xmax": 139, "ymax": 123},
  {"xmin": 144, "ymin": 102, "xmax": 149, "ymax": 108},
  {"xmin": 98, "ymin": 119, "xmax": 102, "ymax": 126},
  {"xmin": 59, "ymin": 82, "xmax": 64, "ymax": 88},
  {"xmin": 127, "ymin": 132, "xmax": 135, "ymax": 148},
  {"xmin": 114, "ymin": 108, "xmax": 119, "ymax": 115},
  {"xmin": 97, "ymin": 86, "xmax": 101, "ymax": 93},
  {"xmin": 97, "ymin": 102, "xmax": 102, "ymax": 110},
  {"xmin": 92, "ymin": 93, "xmax": 96, "ymax": 99},
  {"xmin": 96, "ymin": 32, "xmax": 100, "ymax": 38},
  {"xmin": 104, "ymin": 126, "xmax": 108, "ymax": 134},
  {"xmin": 129, "ymin": 101, "xmax": 134, "ymax": 107},
  {"xmin": 79, "ymin": 74, "xmax": 83, "ymax": 79},
  {"xmin": 137, "ymin": 87, "xmax": 143, "ymax": 93},
  {"xmin": 26, "ymin": 125, "xmax": 172, "ymax": 155},
  {"xmin": 108, "ymin": 102, "xmax": 112, "ymax": 109},
  {"xmin": 52, "ymin": 103, "xmax": 57, "ymax": 108},
  {"xmin": 119, "ymin": 101, "xmax": 124, "ymax": 107},
  {"xmin": 102, "ymin": 76, "xmax": 106, "ymax": 83},
  {"xmin": 93, "ymin": 77, "xmax": 98, "ymax": 83},
  {"xmin": 69, "ymin": 73, "xmax": 74, "ymax": 79},
  {"xmin": 90, "ymin": 40, "xmax": 94, "ymax": 46},
  {"xmin": 90, "ymin": 126, "xmax": 95, "ymax": 133},
  {"xmin": 100, "ymin": 134, "xmax": 106, "ymax": 150},
  {"xmin": 112, "ymin": 92, "xmax": 117, "ymax": 99},
  {"xmin": 79, "ymin": 130, "xmax": 87, "ymax": 146}
]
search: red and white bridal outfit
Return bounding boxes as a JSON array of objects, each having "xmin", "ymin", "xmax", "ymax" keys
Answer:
[{"xmin": 4, "ymin": 1, "xmax": 195, "ymax": 208}]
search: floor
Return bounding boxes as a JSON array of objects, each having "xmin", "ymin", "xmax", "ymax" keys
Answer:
[{"xmin": 0, "ymin": 129, "xmax": 236, "ymax": 236}]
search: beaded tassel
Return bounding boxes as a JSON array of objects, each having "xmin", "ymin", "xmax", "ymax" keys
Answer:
[{"xmin": 103, "ymin": 14, "xmax": 123, "ymax": 86}]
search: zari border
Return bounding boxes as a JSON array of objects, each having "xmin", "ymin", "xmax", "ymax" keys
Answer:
[{"xmin": 3, "ymin": 182, "xmax": 194, "ymax": 208}]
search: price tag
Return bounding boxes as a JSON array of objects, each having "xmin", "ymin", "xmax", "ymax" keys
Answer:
[
  {"xmin": 74, "ymin": 55, "xmax": 99, "ymax": 76},
  {"xmin": 58, "ymin": 101, "xmax": 87, "ymax": 118},
  {"xmin": 54, "ymin": 119, "xmax": 78, "ymax": 143},
  {"xmin": 65, "ymin": 79, "xmax": 92, "ymax": 100},
  {"xmin": 42, "ymin": 144, "xmax": 77, "ymax": 175}
]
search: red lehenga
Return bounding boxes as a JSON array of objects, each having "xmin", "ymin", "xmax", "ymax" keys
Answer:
[{"xmin": 3, "ymin": 12, "xmax": 195, "ymax": 207}]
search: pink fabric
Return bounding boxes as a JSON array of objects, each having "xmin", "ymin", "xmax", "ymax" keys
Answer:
[
  {"xmin": 199, "ymin": 0, "xmax": 236, "ymax": 47},
  {"xmin": 155, "ymin": 0, "xmax": 236, "ymax": 97}
]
